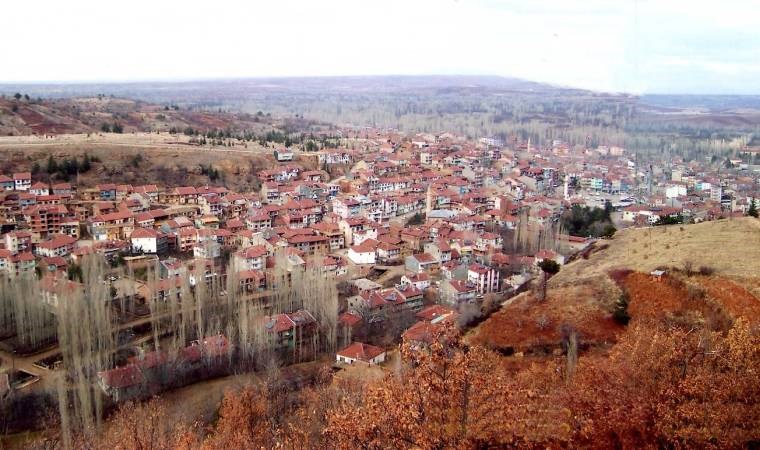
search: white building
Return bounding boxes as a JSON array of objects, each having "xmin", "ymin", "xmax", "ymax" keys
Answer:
[
  {"xmin": 665, "ymin": 184, "xmax": 687, "ymax": 199},
  {"xmin": 347, "ymin": 239, "xmax": 377, "ymax": 265},
  {"xmin": 274, "ymin": 148, "xmax": 294, "ymax": 162},
  {"xmin": 336, "ymin": 342, "xmax": 386, "ymax": 365}
]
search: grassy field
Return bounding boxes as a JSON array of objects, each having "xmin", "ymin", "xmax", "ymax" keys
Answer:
[{"xmin": 553, "ymin": 217, "xmax": 760, "ymax": 283}]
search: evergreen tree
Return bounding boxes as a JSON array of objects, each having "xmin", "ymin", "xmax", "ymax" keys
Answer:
[
  {"xmin": 748, "ymin": 198, "xmax": 758, "ymax": 218},
  {"xmin": 46, "ymin": 155, "xmax": 58, "ymax": 174}
]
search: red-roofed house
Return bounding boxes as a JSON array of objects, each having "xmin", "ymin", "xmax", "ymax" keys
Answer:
[
  {"xmin": 347, "ymin": 239, "xmax": 378, "ymax": 265},
  {"xmin": 336, "ymin": 342, "xmax": 386, "ymax": 365},
  {"xmin": 130, "ymin": 227, "xmax": 168, "ymax": 254},
  {"xmin": 13, "ymin": 172, "xmax": 31, "ymax": 191},
  {"xmin": 441, "ymin": 279, "xmax": 478, "ymax": 305},
  {"xmin": 36, "ymin": 234, "xmax": 77, "ymax": 258}
]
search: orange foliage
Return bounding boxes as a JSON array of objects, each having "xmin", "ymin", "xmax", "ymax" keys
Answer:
[
  {"xmin": 40, "ymin": 309, "xmax": 759, "ymax": 449},
  {"xmin": 621, "ymin": 272, "xmax": 690, "ymax": 319},
  {"xmin": 326, "ymin": 327, "xmax": 571, "ymax": 449},
  {"xmin": 568, "ymin": 319, "xmax": 760, "ymax": 448},
  {"xmin": 201, "ymin": 385, "xmax": 278, "ymax": 449},
  {"xmin": 695, "ymin": 276, "xmax": 760, "ymax": 325},
  {"xmin": 471, "ymin": 287, "xmax": 622, "ymax": 353}
]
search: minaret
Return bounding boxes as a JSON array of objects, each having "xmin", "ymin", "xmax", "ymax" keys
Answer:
[
  {"xmin": 563, "ymin": 178, "xmax": 569, "ymax": 200},
  {"xmin": 425, "ymin": 184, "xmax": 434, "ymax": 217}
]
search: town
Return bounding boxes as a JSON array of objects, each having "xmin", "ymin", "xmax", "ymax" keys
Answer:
[{"xmin": 1, "ymin": 124, "xmax": 758, "ymax": 411}]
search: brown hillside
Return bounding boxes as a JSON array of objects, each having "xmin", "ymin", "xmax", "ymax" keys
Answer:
[
  {"xmin": 471, "ymin": 219, "xmax": 760, "ymax": 355},
  {"xmin": 0, "ymin": 96, "xmax": 287, "ymax": 136}
]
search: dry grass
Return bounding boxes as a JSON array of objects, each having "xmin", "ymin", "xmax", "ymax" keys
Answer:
[
  {"xmin": 554, "ymin": 218, "xmax": 760, "ymax": 283},
  {"xmin": 0, "ymin": 132, "xmax": 293, "ymax": 190}
]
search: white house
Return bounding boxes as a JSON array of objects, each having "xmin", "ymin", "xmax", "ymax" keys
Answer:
[
  {"xmin": 130, "ymin": 227, "xmax": 158, "ymax": 254},
  {"xmin": 336, "ymin": 342, "xmax": 386, "ymax": 365},
  {"xmin": 35, "ymin": 234, "xmax": 77, "ymax": 258},
  {"xmin": 665, "ymin": 184, "xmax": 687, "ymax": 199},
  {"xmin": 401, "ymin": 272, "xmax": 431, "ymax": 291},
  {"xmin": 347, "ymin": 239, "xmax": 378, "ymax": 265},
  {"xmin": 467, "ymin": 263, "xmax": 500, "ymax": 294},
  {"xmin": 13, "ymin": 172, "xmax": 32, "ymax": 191}
]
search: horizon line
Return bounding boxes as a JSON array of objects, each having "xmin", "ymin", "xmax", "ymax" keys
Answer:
[{"xmin": 0, "ymin": 74, "xmax": 757, "ymax": 97}]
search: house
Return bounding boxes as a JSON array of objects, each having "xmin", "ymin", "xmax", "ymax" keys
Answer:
[
  {"xmin": 402, "ymin": 312, "xmax": 457, "ymax": 348},
  {"xmin": 350, "ymin": 286, "xmax": 424, "ymax": 322},
  {"xmin": 535, "ymin": 249, "xmax": 566, "ymax": 266},
  {"xmin": 401, "ymin": 272, "xmax": 431, "ymax": 291},
  {"xmin": 52, "ymin": 182, "xmax": 74, "ymax": 197},
  {"xmin": 3, "ymin": 231, "xmax": 33, "ymax": 254},
  {"xmin": 467, "ymin": 263, "xmax": 500, "ymax": 294},
  {"xmin": 0, "ymin": 175, "xmax": 14, "ymax": 191},
  {"xmin": 311, "ymin": 222, "xmax": 345, "ymax": 250},
  {"xmin": 376, "ymin": 240, "xmax": 401, "ymax": 264},
  {"xmin": 98, "ymin": 184, "xmax": 117, "ymax": 201},
  {"xmin": 415, "ymin": 304, "xmax": 456, "ymax": 323},
  {"xmin": 440, "ymin": 279, "xmax": 478, "ymax": 305},
  {"xmin": 336, "ymin": 342, "xmax": 386, "ymax": 365},
  {"xmin": 237, "ymin": 269, "xmax": 267, "ymax": 293},
  {"xmin": 130, "ymin": 227, "xmax": 168, "ymax": 254},
  {"xmin": 347, "ymin": 239, "xmax": 378, "ymax": 265},
  {"xmin": 405, "ymin": 252, "xmax": 439, "ymax": 273},
  {"xmin": 235, "ymin": 245, "xmax": 269, "ymax": 270},
  {"xmin": 423, "ymin": 241, "xmax": 452, "ymax": 264},
  {"xmin": 30, "ymin": 182, "xmax": 50, "ymax": 196},
  {"xmin": 88, "ymin": 209, "xmax": 134, "ymax": 241},
  {"xmin": 9, "ymin": 252, "xmax": 36, "ymax": 277},
  {"xmin": 13, "ymin": 172, "xmax": 32, "ymax": 191},
  {"xmin": 40, "ymin": 274, "xmax": 81, "ymax": 308},
  {"xmin": 0, "ymin": 250, "xmax": 10, "ymax": 274},
  {"xmin": 96, "ymin": 364, "xmax": 145, "ymax": 402},
  {"xmin": 263, "ymin": 310, "xmax": 318, "ymax": 360},
  {"xmin": 35, "ymin": 234, "xmax": 77, "ymax": 258},
  {"xmin": 351, "ymin": 278, "xmax": 382, "ymax": 295},
  {"xmin": 175, "ymin": 227, "xmax": 198, "ymax": 252}
]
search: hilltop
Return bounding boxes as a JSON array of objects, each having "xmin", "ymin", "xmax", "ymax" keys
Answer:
[
  {"xmin": 0, "ymin": 95, "xmax": 297, "ymax": 137},
  {"xmin": 469, "ymin": 218, "xmax": 760, "ymax": 354}
]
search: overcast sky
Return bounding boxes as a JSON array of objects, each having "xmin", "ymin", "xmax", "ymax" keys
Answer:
[{"xmin": 2, "ymin": 0, "xmax": 758, "ymax": 94}]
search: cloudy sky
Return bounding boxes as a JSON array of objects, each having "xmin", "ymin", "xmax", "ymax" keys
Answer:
[{"xmin": 2, "ymin": 0, "xmax": 758, "ymax": 94}]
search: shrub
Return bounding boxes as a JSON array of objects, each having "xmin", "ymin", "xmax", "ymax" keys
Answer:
[
  {"xmin": 613, "ymin": 292, "xmax": 631, "ymax": 325},
  {"xmin": 698, "ymin": 265, "xmax": 715, "ymax": 276}
]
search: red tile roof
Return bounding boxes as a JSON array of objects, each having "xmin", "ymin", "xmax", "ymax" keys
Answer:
[{"xmin": 337, "ymin": 342, "xmax": 385, "ymax": 362}]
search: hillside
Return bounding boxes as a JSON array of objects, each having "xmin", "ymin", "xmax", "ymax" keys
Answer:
[
  {"xmin": 0, "ymin": 96, "xmax": 296, "ymax": 137},
  {"xmin": 470, "ymin": 218, "xmax": 760, "ymax": 354},
  {"xmin": 0, "ymin": 132, "xmax": 317, "ymax": 192},
  {"xmin": 554, "ymin": 217, "xmax": 760, "ymax": 282},
  {"xmin": 0, "ymin": 77, "xmax": 637, "ymax": 143}
]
